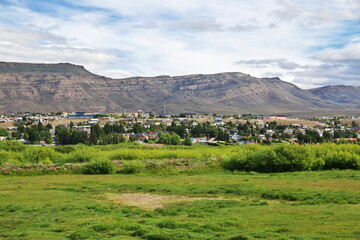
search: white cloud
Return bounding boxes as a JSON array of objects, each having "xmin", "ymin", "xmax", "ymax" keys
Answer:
[
  {"xmin": 0, "ymin": 0, "xmax": 359, "ymax": 88},
  {"xmin": 314, "ymin": 42, "xmax": 360, "ymax": 61},
  {"xmin": 0, "ymin": 27, "xmax": 121, "ymax": 75}
]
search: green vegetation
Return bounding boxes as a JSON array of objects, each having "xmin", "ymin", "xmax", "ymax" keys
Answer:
[
  {"xmin": 82, "ymin": 158, "xmax": 116, "ymax": 175},
  {"xmin": 221, "ymin": 144, "xmax": 360, "ymax": 172},
  {"xmin": 0, "ymin": 141, "xmax": 360, "ymax": 239},
  {"xmin": 0, "ymin": 171, "xmax": 360, "ymax": 239},
  {"xmin": 1, "ymin": 141, "xmax": 360, "ymax": 175}
]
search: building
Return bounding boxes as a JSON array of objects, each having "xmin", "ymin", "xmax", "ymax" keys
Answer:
[
  {"xmin": 263, "ymin": 115, "xmax": 287, "ymax": 120},
  {"xmin": 68, "ymin": 112, "xmax": 96, "ymax": 119},
  {"xmin": 88, "ymin": 119, "xmax": 99, "ymax": 125}
]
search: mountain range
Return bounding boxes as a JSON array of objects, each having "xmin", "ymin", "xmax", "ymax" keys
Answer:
[{"xmin": 0, "ymin": 62, "xmax": 359, "ymax": 115}]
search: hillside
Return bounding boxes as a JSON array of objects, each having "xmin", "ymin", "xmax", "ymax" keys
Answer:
[
  {"xmin": 0, "ymin": 62, "xmax": 348, "ymax": 114},
  {"xmin": 308, "ymin": 85, "xmax": 360, "ymax": 106}
]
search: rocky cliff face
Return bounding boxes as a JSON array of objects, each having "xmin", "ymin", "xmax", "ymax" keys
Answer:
[{"xmin": 0, "ymin": 62, "xmax": 348, "ymax": 113}]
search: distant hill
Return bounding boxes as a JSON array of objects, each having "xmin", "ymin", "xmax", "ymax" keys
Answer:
[
  {"xmin": 307, "ymin": 85, "xmax": 360, "ymax": 106},
  {"xmin": 0, "ymin": 62, "xmax": 354, "ymax": 114},
  {"xmin": 0, "ymin": 62, "xmax": 92, "ymax": 75}
]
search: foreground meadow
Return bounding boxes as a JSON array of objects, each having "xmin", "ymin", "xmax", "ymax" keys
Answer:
[{"xmin": 1, "ymin": 170, "xmax": 360, "ymax": 240}]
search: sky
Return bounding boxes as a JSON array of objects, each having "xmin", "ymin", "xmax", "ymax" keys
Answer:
[{"xmin": 0, "ymin": 0, "xmax": 360, "ymax": 88}]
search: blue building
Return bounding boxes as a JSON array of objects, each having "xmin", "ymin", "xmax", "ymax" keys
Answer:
[{"xmin": 68, "ymin": 112, "xmax": 96, "ymax": 119}]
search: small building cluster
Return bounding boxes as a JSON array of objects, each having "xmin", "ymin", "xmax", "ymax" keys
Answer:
[{"xmin": 0, "ymin": 111, "xmax": 360, "ymax": 145}]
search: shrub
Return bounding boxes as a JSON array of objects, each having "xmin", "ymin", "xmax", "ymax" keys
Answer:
[
  {"xmin": 22, "ymin": 147, "xmax": 53, "ymax": 164},
  {"xmin": 324, "ymin": 151, "xmax": 360, "ymax": 170},
  {"xmin": 222, "ymin": 144, "xmax": 326, "ymax": 172},
  {"xmin": 82, "ymin": 158, "xmax": 116, "ymax": 174},
  {"xmin": 170, "ymin": 134, "xmax": 181, "ymax": 145},
  {"xmin": 221, "ymin": 155, "xmax": 249, "ymax": 171},
  {"xmin": 120, "ymin": 160, "xmax": 146, "ymax": 174},
  {"xmin": 183, "ymin": 137, "xmax": 192, "ymax": 146},
  {"xmin": 54, "ymin": 145, "xmax": 76, "ymax": 154},
  {"xmin": 0, "ymin": 150, "xmax": 17, "ymax": 165},
  {"xmin": 0, "ymin": 141, "xmax": 26, "ymax": 152},
  {"xmin": 248, "ymin": 148, "xmax": 278, "ymax": 173},
  {"xmin": 68, "ymin": 148, "xmax": 99, "ymax": 163},
  {"xmin": 272, "ymin": 145, "xmax": 312, "ymax": 172}
]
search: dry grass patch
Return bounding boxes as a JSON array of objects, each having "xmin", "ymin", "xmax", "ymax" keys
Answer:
[{"xmin": 107, "ymin": 193, "xmax": 226, "ymax": 210}]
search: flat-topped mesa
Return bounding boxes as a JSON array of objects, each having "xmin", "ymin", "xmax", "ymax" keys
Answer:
[
  {"xmin": 0, "ymin": 62, "xmax": 93, "ymax": 75},
  {"xmin": 0, "ymin": 61, "xmax": 355, "ymax": 113}
]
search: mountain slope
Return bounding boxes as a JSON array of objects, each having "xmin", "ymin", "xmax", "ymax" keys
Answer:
[
  {"xmin": 308, "ymin": 85, "xmax": 360, "ymax": 106},
  {"xmin": 0, "ymin": 62, "xmax": 347, "ymax": 113}
]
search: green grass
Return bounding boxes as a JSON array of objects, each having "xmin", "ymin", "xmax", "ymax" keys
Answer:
[{"xmin": 1, "ymin": 170, "xmax": 360, "ymax": 239}]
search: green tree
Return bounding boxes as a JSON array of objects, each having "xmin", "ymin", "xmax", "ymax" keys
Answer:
[
  {"xmin": 158, "ymin": 132, "xmax": 170, "ymax": 145},
  {"xmin": 132, "ymin": 123, "xmax": 144, "ymax": 134},
  {"xmin": 0, "ymin": 127, "xmax": 7, "ymax": 137},
  {"xmin": 119, "ymin": 135, "xmax": 126, "ymax": 143},
  {"xmin": 55, "ymin": 126, "xmax": 71, "ymax": 145},
  {"xmin": 183, "ymin": 137, "xmax": 192, "ymax": 146},
  {"xmin": 90, "ymin": 124, "xmax": 105, "ymax": 145},
  {"xmin": 40, "ymin": 130, "xmax": 51, "ymax": 141},
  {"xmin": 170, "ymin": 133, "xmax": 181, "ymax": 145},
  {"xmin": 12, "ymin": 131, "xmax": 22, "ymax": 140},
  {"xmin": 323, "ymin": 131, "xmax": 332, "ymax": 142},
  {"xmin": 45, "ymin": 123, "xmax": 53, "ymax": 130},
  {"xmin": 37, "ymin": 122, "xmax": 44, "ymax": 132},
  {"xmin": 27, "ymin": 126, "xmax": 40, "ymax": 142}
]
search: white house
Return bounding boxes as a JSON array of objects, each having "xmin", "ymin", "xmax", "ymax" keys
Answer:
[{"xmin": 89, "ymin": 119, "xmax": 99, "ymax": 125}]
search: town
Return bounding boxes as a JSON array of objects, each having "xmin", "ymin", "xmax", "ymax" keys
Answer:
[{"xmin": 1, "ymin": 111, "xmax": 359, "ymax": 146}]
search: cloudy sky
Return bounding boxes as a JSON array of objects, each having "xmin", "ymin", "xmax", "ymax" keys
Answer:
[{"xmin": 0, "ymin": 0, "xmax": 359, "ymax": 88}]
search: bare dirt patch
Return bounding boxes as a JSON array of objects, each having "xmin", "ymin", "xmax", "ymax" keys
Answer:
[
  {"xmin": 140, "ymin": 143, "xmax": 165, "ymax": 147},
  {"xmin": 107, "ymin": 193, "xmax": 225, "ymax": 210}
]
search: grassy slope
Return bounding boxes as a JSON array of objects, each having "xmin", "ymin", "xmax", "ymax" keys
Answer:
[{"xmin": 1, "ymin": 171, "xmax": 360, "ymax": 240}]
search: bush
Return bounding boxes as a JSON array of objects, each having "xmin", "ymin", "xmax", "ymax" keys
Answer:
[
  {"xmin": 221, "ymin": 155, "xmax": 249, "ymax": 171},
  {"xmin": 0, "ymin": 150, "xmax": 21, "ymax": 165},
  {"xmin": 82, "ymin": 158, "xmax": 116, "ymax": 174},
  {"xmin": 120, "ymin": 160, "xmax": 146, "ymax": 174},
  {"xmin": 324, "ymin": 151, "xmax": 360, "ymax": 170},
  {"xmin": 0, "ymin": 141, "xmax": 26, "ymax": 152},
  {"xmin": 22, "ymin": 147, "xmax": 53, "ymax": 164},
  {"xmin": 248, "ymin": 148, "xmax": 278, "ymax": 172},
  {"xmin": 170, "ymin": 134, "xmax": 181, "ymax": 145},
  {"xmin": 272, "ymin": 145, "xmax": 312, "ymax": 172},
  {"xmin": 54, "ymin": 145, "xmax": 76, "ymax": 154},
  {"xmin": 68, "ymin": 148, "xmax": 99, "ymax": 163},
  {"xmin": 183, "ymin": 137, "xmax": 192, "ymax": 146},
  {"xmin": 222, "ymin": 144, "xmax": 317, "ymax": 172}
]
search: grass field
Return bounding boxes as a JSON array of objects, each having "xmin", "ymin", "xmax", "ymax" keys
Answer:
[{"xmin": 1, "ymin": 170, "xmax": 360, "ymax": 240}]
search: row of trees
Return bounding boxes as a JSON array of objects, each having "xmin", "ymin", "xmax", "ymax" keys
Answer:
[
  {"xmin": 7, "ymin": 123, "xmax": 53, "ymax": 143},
  {"xmin": 55, "ymin": 124, "xmax": 192, "ymax": 146},
  {"xmin": 189, "ymin": 122, "xmax": 230, "ymax": 141},
  {"xmin": 56, "ymin": 124, "xmax": 127, "ymax": 145}
]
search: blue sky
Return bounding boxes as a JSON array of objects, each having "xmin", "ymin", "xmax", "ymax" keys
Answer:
[{"xmin": 0, "ymin": 0, "xmax": 360, "ymax": 88}]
